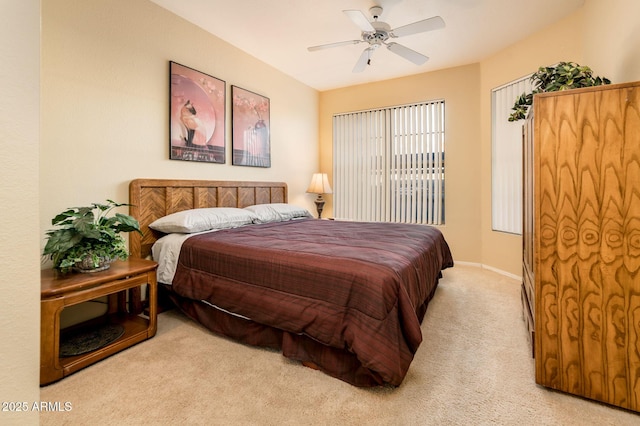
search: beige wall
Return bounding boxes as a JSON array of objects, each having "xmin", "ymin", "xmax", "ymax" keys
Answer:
[
  {"xmin": 4, "ymin": 0, "xmax": 640, "ymax": 419},
  {"xmin": 319, "ymin": 64, "xmax": 482, "ymax": 263},
  {"xmin": 583, "ymin": 0, "xmax": 640, "ymax": 83},
  {"xmin": 0, "ymin": 1, "xmax": 40, "ymax": 425},
  {"xmin": 40, "ymin": 0, "xmax": 320, "ymax": 259},
  {"xmin": 478, "ymin": 9, "xmax": 586, "ymax": 276},
  {"xmin": 320, "ymin": 0, "xmax": 640, "ymax": 276},
  {"xmin": 479, "ymin": 0, "xmax": 640, "ymax": 276}
]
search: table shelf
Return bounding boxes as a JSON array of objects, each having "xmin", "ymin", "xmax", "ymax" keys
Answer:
[{"xmin": 41, "ymin": 258, "xmax": 158, "ymax": 386}]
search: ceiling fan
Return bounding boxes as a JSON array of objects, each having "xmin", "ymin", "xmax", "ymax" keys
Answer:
[{"xmin": 307, "ymin": 6, "xmax": 445, "ymax": 73}]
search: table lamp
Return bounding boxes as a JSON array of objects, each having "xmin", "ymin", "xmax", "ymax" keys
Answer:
[{"xmin": 306, "ymin": 173, "xmax": 332, "ymax": 219}]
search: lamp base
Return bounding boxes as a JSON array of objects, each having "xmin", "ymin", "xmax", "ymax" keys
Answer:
[{"xmin": 314, "ymin": 195, "xmax": 325, "ymax": 219}]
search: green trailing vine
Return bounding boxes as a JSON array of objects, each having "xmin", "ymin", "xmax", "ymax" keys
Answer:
[{"xmin": 508, "ymin": 62, "xmax": 611, "ymax": 121}]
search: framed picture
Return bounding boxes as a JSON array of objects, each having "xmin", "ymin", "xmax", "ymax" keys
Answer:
[
  {"xmin": 169, "ymin": 61, "xmax": 225, "ymax": 163},
  {"xmin": 232, "ymin": 86, "xmax": 271, "ymax": 167}
]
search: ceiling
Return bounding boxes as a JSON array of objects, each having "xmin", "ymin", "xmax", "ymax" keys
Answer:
[{"xmin": 150, "ymin": 0, "xmax": 585, "ymax": 91}]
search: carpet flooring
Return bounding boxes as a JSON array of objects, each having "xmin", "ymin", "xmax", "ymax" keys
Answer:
[{"xmin": 40, "ymin": 264, "xmax": 639, "ymax": 425}]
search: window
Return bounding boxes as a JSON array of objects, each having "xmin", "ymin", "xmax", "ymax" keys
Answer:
[
  {"xmin": 333, "ymin": 100, "xmax": 445, "ymax": 225},
  {"xmin": 491, "ymin": 75, "xmax": 532, "ymax": 235}
]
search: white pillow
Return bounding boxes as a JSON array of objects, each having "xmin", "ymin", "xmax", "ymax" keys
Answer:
[
  {"xmin": 244, "ymin": 203, "xmax": 313, "ymax": 224},
  {"xmin": 149, "ymin": 207, "xmax": 257, "ymax": 233}
]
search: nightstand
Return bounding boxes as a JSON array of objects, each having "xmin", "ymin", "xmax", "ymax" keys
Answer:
[{"xmin": 40, "ymin": 258, "xmax": 158, "ymax": 386}]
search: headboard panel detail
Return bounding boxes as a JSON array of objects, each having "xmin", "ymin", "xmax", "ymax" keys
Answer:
[{"xmin": 129, "ymin": 179, "xmax": 288, "ymax": 259}]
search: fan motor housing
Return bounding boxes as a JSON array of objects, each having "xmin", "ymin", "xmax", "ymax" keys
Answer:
[{"xmin": 363, "ymin": 21, "xmax": 391, "ymax": 46}]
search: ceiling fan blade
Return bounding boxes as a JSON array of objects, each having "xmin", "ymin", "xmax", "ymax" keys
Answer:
[
  {"xmin": 343, "ymin": 10, "xmax": 375, "ymax": 32},
  {"xmin": 391, "ymin": 16, "xmax": 445, "ymax": 38},
  {"xmin": 353, "ymin": 47, "xmax": 375, "ymax": 73},
  {"xmin": 386, "ymin": 42, "xmax": 429, "ymax": 65},
  {"xmin": 307, "ymin": 40, "xmax": 362, "ymax": 52}
]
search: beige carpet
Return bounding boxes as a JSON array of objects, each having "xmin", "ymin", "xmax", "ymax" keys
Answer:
[{"xmin": 40, "ymin": 265, "xmax": 639, "ymax": 425}]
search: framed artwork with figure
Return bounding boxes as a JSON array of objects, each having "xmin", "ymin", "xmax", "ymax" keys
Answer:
[
  {"xmin": 169, "ymin": 61, "xmax": 226, "ymax": 163},
  {"xmin": 231, "ymin": 86, "xmax": 271, "ymax": 167}
]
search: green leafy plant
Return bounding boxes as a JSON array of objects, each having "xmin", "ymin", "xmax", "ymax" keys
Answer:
[
  {"xmin": 508, "ymin": 62, "xmax": 611, "ymax": 121},
  {"xmin": 43, "ymin": 200, "xmax": 142, "ymax": 273}
]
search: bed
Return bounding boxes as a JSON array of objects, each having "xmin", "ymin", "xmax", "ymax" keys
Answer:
[{"xmin": 129, "ymin": 178, "xmax": 453, "ymax": 387}]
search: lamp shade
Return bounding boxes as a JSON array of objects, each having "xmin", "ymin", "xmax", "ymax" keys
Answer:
[{"xmin": 306, "ymin": 173, "xmax": 333, "ymax": 194}]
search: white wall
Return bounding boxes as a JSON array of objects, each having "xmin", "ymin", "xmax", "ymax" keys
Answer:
[{"xmin": 0, "ymin": 1, "xmax": 41, "ymax": 424}]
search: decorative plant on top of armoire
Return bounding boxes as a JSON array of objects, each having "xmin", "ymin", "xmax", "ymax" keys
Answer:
[
  {"xmin": 508, "ymin": 61, "xmax": 611, "ymax": 121},
  {"xmin": 43, "ymin": 200, "xmax": 142, "ymax": 273}
]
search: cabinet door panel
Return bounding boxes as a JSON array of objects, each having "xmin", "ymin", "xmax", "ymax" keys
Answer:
[{"xmin": 531, "ymin": 82, "xmax": 640, "ymax": 411}]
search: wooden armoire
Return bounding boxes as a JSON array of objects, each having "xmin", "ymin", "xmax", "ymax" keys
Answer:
[{"xmin": 521, "ymin": 80, "xmax": 640, "ymax": 412}]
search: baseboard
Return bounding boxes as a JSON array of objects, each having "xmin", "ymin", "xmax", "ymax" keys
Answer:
[{"xmin": 454, "ymin": 261, "xmax": 521, "ymax": 281}]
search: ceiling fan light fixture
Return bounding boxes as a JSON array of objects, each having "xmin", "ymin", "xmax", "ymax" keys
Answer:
[{"xmin": 308, "ymin": 6, "xmax": 444, "ymax": 72}]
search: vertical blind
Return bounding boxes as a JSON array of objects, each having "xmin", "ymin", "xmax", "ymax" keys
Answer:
[
  {"xmin": 333, "ymin": 100, "xmax": 445, "ymax": 225},
  {"xmin": 491, "ymin": 75, "xmax": 532, "ymax": 234}
]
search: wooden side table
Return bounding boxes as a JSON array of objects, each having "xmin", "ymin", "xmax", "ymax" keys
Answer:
[{"xmin": 40, "ymin": 258, "xmax": 158, "ymax": 386}]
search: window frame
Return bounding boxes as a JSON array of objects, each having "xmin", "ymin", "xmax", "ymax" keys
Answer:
[{"xmin": 333, "ymin": 99, "xmax": 445, "ymax": 225}]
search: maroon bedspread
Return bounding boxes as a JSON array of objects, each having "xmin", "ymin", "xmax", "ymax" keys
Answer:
[{"xmin": 172, "ymin": 219, "xmax": 453, "ymax": 386}]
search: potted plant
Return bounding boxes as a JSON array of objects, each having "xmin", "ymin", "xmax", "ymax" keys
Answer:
[
  {"xmin": 43, "ymin": 200, "xmax": 142, "ymax": 273},
  {"xmin": 508, "ymin": 62, "xmax": 611, "ymax": 121}
]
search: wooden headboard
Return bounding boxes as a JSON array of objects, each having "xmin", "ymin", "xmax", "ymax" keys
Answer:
[{"xmin": 129, "ymin": 179, "xmax": 288, "ymax": 259}]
